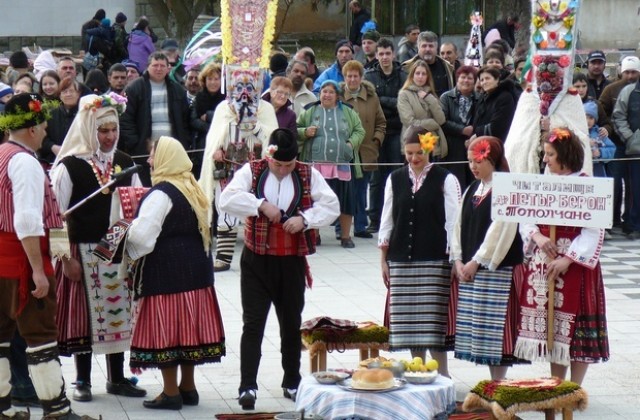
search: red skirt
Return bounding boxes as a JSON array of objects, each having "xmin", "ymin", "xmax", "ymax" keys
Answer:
[{"xmin": 129, "ymin": 286, "xmax": 226, "ymax": 370}]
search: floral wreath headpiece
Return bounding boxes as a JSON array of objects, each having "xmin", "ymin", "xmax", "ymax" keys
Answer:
[
  {"xmin": 418, "ymin": 132, "xmax": 438, "ymax": 154},
  {"xmin": 548, "ymin": 127, "xmax": 571, "ymax": 143},
  {"xmin": 0, "ymin": 97, "xmax": 59, "ymax": 131},
  {"xmin": 83, "ymin": 92, "xmax": 127, "ymax": 115},
  {"xmin": 471, "ymin": 139, "xmax": 491, "ymax": 162}
]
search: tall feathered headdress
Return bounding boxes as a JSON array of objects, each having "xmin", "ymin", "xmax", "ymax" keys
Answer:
[{"xmin": 219, "ymin": 0, "xmax": 278, "ymax": 129}]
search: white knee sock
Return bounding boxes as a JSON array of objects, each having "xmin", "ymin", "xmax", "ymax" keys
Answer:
[
  {"xmin": 26, "ymin": 342, "xmax": 66, "ymax": 401},
  {"xmin": 0, "ymin": 343, "xmax": 10, "ymax": 399}
]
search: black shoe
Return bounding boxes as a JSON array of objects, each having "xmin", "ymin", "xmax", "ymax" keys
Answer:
[
  {"xmin": 72, "ymin": 382, "xmax": 92, "ymax": 402},
  {"xmin": 283, "ymin": 388, "xmax": 297, "ymax": 402},
  {"xmin": 12, "ymin": 394, "xmax": 41, "ymax": 407},
  {"xmin": 238, "ymin": 389, "xmax": 256, "ymax": 410},
  {"xmin": 142, "ymin": 392, "xmax": 183, "ymax": 410},
  {"xmin": 179, "ymin": 388, "xmax": 199, "ymax": 406},
  {"xmin": 341, "ymin": 238, "xmax": 355, "ymax": 248},
  {"xmin": 365, "ymin": 223, "xmax": 379, "ymax": 234},
  {"xmin": 106, "ymin": 378, "xmax": 147, "ymax": 397},
  {"xmin": 354, "ymin": 231, "xmax": 373, "ymax": 239}
]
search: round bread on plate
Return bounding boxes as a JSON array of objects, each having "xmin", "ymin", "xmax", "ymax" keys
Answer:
[{"xmin": 351, "ymin": 368, "xmax": 395, "ymax": 390}]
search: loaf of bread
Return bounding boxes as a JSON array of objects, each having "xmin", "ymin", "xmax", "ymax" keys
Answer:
[{"xmin": 351, "ymin": 368, "xmax": 395, "ymax": 390}]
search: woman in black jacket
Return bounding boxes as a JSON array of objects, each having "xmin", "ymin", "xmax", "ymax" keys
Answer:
[
  {"xmin": 473, "ymin": 66, "xmax": 516, "ymax": 142},
  {"xmin": 39, "ymin": 77, "xmax": 84, "ymax": 165},
  {"xmin": 440, "ymin": 65, "xmax": 479, "ymax": 189},
  {"xmin": 190, "ymin": 62, "xmax": 225, "ymax": 177}
]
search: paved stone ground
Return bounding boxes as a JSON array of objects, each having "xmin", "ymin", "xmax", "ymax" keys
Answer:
[{"xmin": 21, "ymin": 227, "xmax": 640, "ymax": 419}]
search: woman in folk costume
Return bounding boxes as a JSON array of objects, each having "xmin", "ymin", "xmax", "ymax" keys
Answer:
[
  {"xmin": 50, "ymin": 93, "xmax": 146, "ymax": 402},
  {"xmin": 379, "ymin": 126, "xmax": 461, "ymax": 377},
  {"xmin": 514, "ymin": 128, "xmax": 608, "ymax": 385},
  {"xmin": 198, "ymin": 0, "xmax": 279, "ymax": 273},
  {"xmin": 450, "ymin": 136, "xmax": 525, "ymax": 380},
  {"xmin": 126, "ymin": 136, "xmax": 225, "ymax": 410}
]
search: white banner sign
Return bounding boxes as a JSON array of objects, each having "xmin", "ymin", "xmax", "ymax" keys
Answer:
[{"xmin": 491, "ymin": 172, "xmax": 613, "ymax": 228}]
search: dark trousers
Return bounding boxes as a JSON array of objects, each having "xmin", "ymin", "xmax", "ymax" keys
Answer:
[
  {"xmin": 9, "ymin": 331, "xmax": 36, "ymax": 399},
  {"xmin": 74, "ymin": 351, "xmax": 125, "ymax": 384},
  {"xmin": 627, "ymin": 156, "xmax": 640, "ymax": 232},
  {"xmin": 608, "ymin": 145, "xmax": 629, "ymax": 227},
  {"xmin": 354, "ymin": 171, "xmax": 372, "ymax": 233},
  {"xmin": 239, "ymin": 248, "xmax": 306, "ymax": 392},
  {"xmin": 368, "ymin": 132, "xmax": 403, "ymax": 225}
]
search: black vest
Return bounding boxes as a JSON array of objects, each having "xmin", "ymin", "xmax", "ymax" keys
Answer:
[
  {"xmin": 133, "ymin": 182, "xmax": 213, "ymax": 299},
  {"xmin": 460, "ymin": 180, "xmax": 523, "ymax": 268},
  {"xmin": 387, "ymin": 165, "xmax": 449, "ymax": 262},
  {"xmin": 63, "ymin": 151, "xmax": 134, "ymax": 243}
]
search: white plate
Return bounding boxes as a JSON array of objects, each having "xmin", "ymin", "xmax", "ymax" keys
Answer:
[
  {"xmin": 336, "ymin": 378, "xmax": 406, "ymax": 393},
  {"xmin": 404, "ymin": 370, "xmax": 439, "ymax": 385}
]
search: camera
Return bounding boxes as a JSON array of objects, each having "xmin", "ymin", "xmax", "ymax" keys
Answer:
[{"xmin": 213, "ymin": 168, "xmax": 228, "ymax": 180}]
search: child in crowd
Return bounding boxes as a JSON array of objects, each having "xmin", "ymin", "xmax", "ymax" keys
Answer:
[
  {"xmin": 0, "ymin": 83, "xmax": 14, "ymax": 112},
  {"xmin": 584, "ymin": 101, "xmax": 614, "ymax": 177}
]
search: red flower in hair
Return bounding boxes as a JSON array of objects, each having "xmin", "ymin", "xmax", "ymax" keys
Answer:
[
  {"xmin": 28, "ymin": 100, "xmax": 42, "ymax": 113},
  {"xmin": 549, "ymin": 128, "xmax": 571, "ymax": 143},
  {"xmin": 472, "ymin": 139, "xmax": 491, "ymax": 161}
]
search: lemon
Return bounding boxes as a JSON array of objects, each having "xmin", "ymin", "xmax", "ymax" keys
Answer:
[{"xmin": 425, "ymin": 359, "xmax": 439, "ymax": 371}]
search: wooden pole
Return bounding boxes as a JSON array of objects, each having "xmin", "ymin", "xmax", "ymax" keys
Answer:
[{"xmin": 547, "ymin": 226, "xmax": 557, "ymax": 351}]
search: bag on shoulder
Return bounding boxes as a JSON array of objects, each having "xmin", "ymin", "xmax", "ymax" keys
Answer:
[{"xmin": 83, "ymin": 36, "xmax": 99, "ymax": 71}]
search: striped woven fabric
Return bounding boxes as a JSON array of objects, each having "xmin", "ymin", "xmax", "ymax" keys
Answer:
[
  {"xmin": 455, "ymin": 267, "xmax": 513, "ymax": 365},
  {"xmin": 388, "ymin": 260, "xmax": 452, "ymax": 351}
]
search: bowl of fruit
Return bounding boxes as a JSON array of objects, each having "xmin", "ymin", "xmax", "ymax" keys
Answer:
[
  {"xmin": 401, "ymin": 357, "xmax": 439, "ymax": 384},
  {"xmin": 367, "ymin": 359, "xmax": 405, "ymax": 378}
]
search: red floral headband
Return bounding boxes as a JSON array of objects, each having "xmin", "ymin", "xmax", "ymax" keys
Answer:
[
  {"xmin": 548, "ymin": 128, "xmax": 571, "ymax": 143},
  {"xmin": 471, "ymin": 139, "xmax": 491, "ymax": 162}
]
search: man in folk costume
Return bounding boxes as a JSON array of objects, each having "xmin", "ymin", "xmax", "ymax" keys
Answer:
[
  {"xmin": 220, "ymin": 129, "xmax": 339, "ymax": 409},
  {"xmin": 199, "ymin": 0, "xmax": 279, "ymax": 273},
  {"xmin": 50, "ymin": 93, "xmax": 146, "ymax": 402},
  {"xmin": 0, "ymin": 93, "xmax": 99, "ymax": 420},
  {"xmin": 505, "ymin": 0, "xmax": 592, "ymax": 175}
]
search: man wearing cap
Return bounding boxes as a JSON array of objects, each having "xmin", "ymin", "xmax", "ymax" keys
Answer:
[
  {"xmin": 613, "ymin": 63, "xmax": 640, "ymax": 238},
  {"xmin": 0, "ymin": 93, "xmax": 99, "ymax": 420},
  {"xmin": 600, "ymin": 55, "xmax": 640, "ymax": 233},
  {"xmin": 122, "ymin": 60, "xmax": 141, "ymax": 86},
  {"xmin": 586, "ymin": 50, "xmax": 611, "ymax": 100},
  {"xmin": 313, "ymin": 39, "xmax": 354, "ymax": 93},
  {"xmin": 219, "ymin": 128, "xmax": 339, "ymax": 410},
  {"xmin": 348, "ymin": 0, "xmax": 371, "ymax": 53},
  {"xmin": 161, "ymin": 39, "xmax": 186, "ymax": 85},
  {"xmin": 361, "ymin": 30, "xmax": 380, "ymax": 70},
  {"xmin": 111, "ymin": 12, "xmax": 129, "ymax": 64}
]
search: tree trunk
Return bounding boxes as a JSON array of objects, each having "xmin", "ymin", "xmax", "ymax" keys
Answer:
[{"xmin": 147, "ymin": 0, "xmax": 211, "ymax": 46}]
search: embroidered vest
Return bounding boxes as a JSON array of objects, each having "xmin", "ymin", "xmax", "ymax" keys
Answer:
[
  {"xmin": 62, "ymin": 151, "xmax": 134, "ymax": 243},
  {"xmin": 244, "ymin": 160, "xmax": 316, "ymax": 256},
  {"xmin": 133, "ymin": 182, "xmax": 213, "ymax": 299},
  {"xmin": 387, "ymin": 165, "xmax": 448, "ymax": 262},
  {"xmin": 460, "ymin": 179, "xmax": 523, "ymax": 268},
  {"xmin": 0, "ymin": 142, "xmax": 63, "ymax": 233}
]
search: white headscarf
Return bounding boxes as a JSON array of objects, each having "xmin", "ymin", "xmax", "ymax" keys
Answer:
[{"xmin": 53, "ymin": 93, "xmax": 126, "ymax": 167}]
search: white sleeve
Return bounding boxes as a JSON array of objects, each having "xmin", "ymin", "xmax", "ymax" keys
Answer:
[
  {"xmin": 126, "ymin": 190, "xmax": 173, "ymax": 260},
  {"xmin": 50, "ymin": 164, "xmax": 73, "ymax": 213},
  {"xmin": 449, "ymin": 187, "xmax": 467, "ymax": 262},
  {"xmin": 566, "ymin": 227, "xmax": 604, "ymax": 269},
  {"xmin": 9, "ymin": 154, "xmax": 45, "ymax": 239},
  {"xmin": 443, "ymin": 173, "xmax": 462, "ymax": 252},
  {"xmin": 377, "ymin": 176, "xmax": 395, "ymax": 247},
  {"xmin": 218, "ymin": 163, "xmax": 264, "ymax": 218},
  {"xmin": 302, "ymin": 167, "xmax": 340, "ymax": 228}
]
